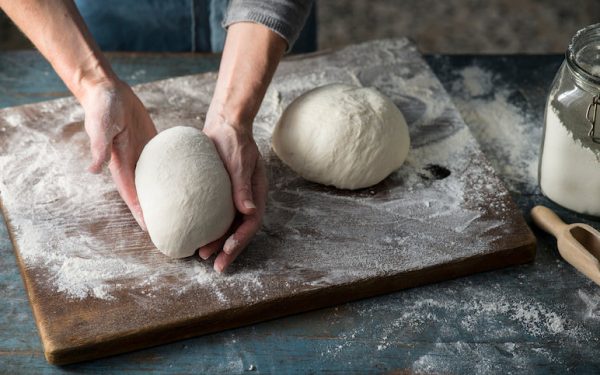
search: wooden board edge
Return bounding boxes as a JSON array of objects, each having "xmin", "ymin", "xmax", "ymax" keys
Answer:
[
  {"xmin": 47, "ymin": 235, "xmax": 536, "ymax": 365},
  {"xmin": 0, "ymin": 197, "xmax": 54, "ymax": 355}
]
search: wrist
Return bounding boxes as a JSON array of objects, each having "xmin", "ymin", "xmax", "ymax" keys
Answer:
[
  {"xmin": 70, "ymin": 53, "xmax": 118, "ymax": 103},
  {"xmin": 205, "ymin": 106, "xmax": 254, "ymax": 138},
  {"xmin": 208, "ymin": 95, "xmax": 256, "ymax": 132}
]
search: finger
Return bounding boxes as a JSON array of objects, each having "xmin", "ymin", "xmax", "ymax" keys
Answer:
[
  {"xmin": 230, "ymin": 160, "xmax": 257, "ymax": 216},
  {"xmin": 109, "ymin": 147, "xmax": 147, "ymax": 231},
  {"xmin": 203, "ymin": 213, "xmax": 242, "ymax": 258},
  {"xmin": 216, "ymin": 159, "xmax": 268, "ymax": 272},
  {"xmin": 88, "ymin": 138, "xmax": 111, "ymax": 173},
  {"xmin": 252, "ymin": 157, "xmax": 268, "ymax": 213},
  {"xmin": 86, "ymin": 120, "xmax": 112, "ymax": 174},
  {"xmin": 222, "ymin": 161, "xmax": 266, "ymax": 256},
  {"xmin": 214, "ymin": 215, "xmax": 261, "ymax": 272},
  {"xmin": 198, "ymin": 235, "xmax": 226, "ymax": 260}
]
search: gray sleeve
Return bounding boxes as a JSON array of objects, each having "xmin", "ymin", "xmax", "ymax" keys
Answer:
[{"xmin": 223, "ymin": 0, "xmax": 314, "ymax": 51}]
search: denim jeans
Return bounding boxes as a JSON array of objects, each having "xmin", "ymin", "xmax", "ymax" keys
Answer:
[{"xmin": 75, "ymin": 0, "xmax": 317, "ymax": 53}]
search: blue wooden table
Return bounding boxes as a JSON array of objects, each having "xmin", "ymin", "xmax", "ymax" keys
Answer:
[{"xmin": 1, "ymin": 51, "xmax": 599, "ymax": 374}]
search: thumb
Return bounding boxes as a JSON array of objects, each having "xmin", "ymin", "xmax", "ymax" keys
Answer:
[
  {"xmin": 88, "ymin": 135, "xmax": 112, "ymax": 174},
  {"xmin": 231, "ymin": 167, "xmax": 257, "ymax": 215},
  {"xmin": 128, "ymin": 199, "xmax": 147, "ymax": 232},
  {"xmin": 109, "ymin": 152, "xmax": 148, "ymax": 232},
  {"xmin": 85, "ymin": 116, "xmax": 113, "ymax": 174}
]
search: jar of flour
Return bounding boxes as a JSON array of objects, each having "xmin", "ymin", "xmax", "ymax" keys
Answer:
[{"xmin": 539, "ymin": 23, "xmax": 600, "ymax": 215}]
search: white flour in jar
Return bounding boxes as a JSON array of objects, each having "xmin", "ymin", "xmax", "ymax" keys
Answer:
[{"xmin": 539, "ymin": 105, "xmax": 600, "ymax": 215}]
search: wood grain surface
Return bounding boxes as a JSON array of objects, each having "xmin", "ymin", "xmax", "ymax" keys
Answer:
[{"xmin": 0, "ymin": 39, "xmax": 535, "ymax": 365}]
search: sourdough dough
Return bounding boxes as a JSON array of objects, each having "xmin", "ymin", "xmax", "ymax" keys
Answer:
[
  {"xmin": 135, "ymin": 126, "xmax": 235, "ymax": 258},
  {"xmin": 272, "ymin": 83, "xmax": 410, "ymax": 189}
]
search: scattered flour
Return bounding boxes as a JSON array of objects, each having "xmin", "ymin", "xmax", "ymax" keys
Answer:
[
  {"xmin": 317, "ymin": 279, "xmax": 588, "ymax": 372},
  {"xmin": 460, "ymin": 66, "xmax": 494, "ymax": 97},
  {"xmin": 578, "ymin": 289, "xmax": 600, "ymax": 320},
  {"xmin": 54, "ymin": 257, "xmax": 147, "ymax": 300},
  {"xmin": 373, "ymin": 294, "xmax": 580, "ymax": 339},
  {"xmin": 452, "ymin": 66, "xmax": 541, "ymax": 193}
]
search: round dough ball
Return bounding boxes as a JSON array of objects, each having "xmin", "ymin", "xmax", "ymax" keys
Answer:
[
  {"xmin": 272, "ymin": 83, "xmax": 410, "ymax": 190},
  {"xmin": 135, "ymin": 126, "xmax": 235, "ymax": 258}
]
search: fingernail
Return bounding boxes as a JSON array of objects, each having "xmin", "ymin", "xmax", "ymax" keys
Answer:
[
  {"xmin": 198, "ymin": 249, "xmax": 210, "ymax": 260},
  {"xmin": 214, "ymin": 263, "xmax": 224, "ymax": 273},
  {"xmin": 87, "ymin": 164, "xmax": 100, "ymax": 174},
  {"xmin": 244, "ymin": 200, "xmax": 256, "ymax": 210},
  {"xmin": 223, "ymin": 237, "xmax": 239, "ymax": 255}
]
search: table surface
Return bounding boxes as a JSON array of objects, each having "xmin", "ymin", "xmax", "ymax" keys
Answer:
[{"xmin": 1, "ymin": 50, "xmax": 599, "ymax": 374}]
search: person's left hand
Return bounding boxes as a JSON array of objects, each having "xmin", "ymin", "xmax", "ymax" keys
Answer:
[{"xmin": 200, "ymin": 113, "xmax": 268, "ymax": 273}]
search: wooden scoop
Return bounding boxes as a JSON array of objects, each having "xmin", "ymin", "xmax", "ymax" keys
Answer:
[{"xmin": 531, "ymin": 205, "xmax": 600, "ymax": 286}]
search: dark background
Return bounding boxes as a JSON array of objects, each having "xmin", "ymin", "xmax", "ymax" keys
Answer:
[{"xmin": 1, "ymin": 0, "xmax": 599, "ymax": 53}]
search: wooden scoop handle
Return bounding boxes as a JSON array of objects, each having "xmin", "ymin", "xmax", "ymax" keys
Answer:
[
  {"xmin": 531, "ymin": 205, "xmax": 600, "ymax": 287},
  {"xmin": 531, "ymin": 205, "xmax": 568, "ymax": 238}
]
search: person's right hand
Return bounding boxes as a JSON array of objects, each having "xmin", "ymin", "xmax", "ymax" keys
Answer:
[
  {"xmin": 79, "ymin": 78, "xmax": 157, "ymax": 230},
  {"xmin": 0, "ymin": 0, "xmax": 156, "ymax": 230},
  {"xmin": 200, "ymin": 114, "xmax": 268, "ymax": 273}
]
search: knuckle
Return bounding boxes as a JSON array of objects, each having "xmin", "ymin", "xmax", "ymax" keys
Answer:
[{"xmin": 234, "ymin": 181, "xmax": 252, "ymax": 194}]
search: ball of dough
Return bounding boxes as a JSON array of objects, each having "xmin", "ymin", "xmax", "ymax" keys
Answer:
[
  {"xmin": 272, "ymin": 83, "xmax": 410, "ymax": 190},
  {"xmin": 135, "ymin": 126, "xmax": 235, "ymax": 258}
]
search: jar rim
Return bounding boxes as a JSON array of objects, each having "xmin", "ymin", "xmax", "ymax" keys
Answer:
[{"xmin": 567, "ymin": 23, "xmax": 600, "ymax": 87}]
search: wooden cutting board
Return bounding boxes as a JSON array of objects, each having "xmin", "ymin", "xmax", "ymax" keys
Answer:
[{"xmin": 0, "ymin": 39, "xmax": 535, "ymax": 365}]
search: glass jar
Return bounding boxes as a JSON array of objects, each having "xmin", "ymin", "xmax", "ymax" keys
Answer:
[{"xmin": 539, "ymin": 23, "xmax": 600, "ymax": 216}]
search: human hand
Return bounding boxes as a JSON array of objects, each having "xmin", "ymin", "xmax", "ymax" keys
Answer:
[
  {"xmin": 0, "ymin": 0, "xmax": 157, "ymax": 230},
  {"xmin": 79, "ymin": 78, "xmax": 157, "ymax": 230},
  {"xmin": 200, "ymin": 114, "xmax": 268, "ymax": 273}
]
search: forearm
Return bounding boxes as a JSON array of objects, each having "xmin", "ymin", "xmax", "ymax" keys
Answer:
[
  {"xmin": 0, "ymin": 0, "xmax": 115, "ymax": 101},
  {"xmin": 224, "ymin": 0, "xmax": 315, "ymax": 52},
  {"xmin": 210, "ymin": 22, "xmax": 286, "ymax": 130}
]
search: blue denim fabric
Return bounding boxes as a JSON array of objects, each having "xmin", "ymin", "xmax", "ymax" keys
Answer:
[{"xmin": 75, "ymin": 0, "xmax": 316, "ymax": 53}]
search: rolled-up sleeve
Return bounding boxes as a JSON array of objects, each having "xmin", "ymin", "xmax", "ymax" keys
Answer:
[{"xmin": 223, "ymin": 0, "xmax": 315, "ymax": 51}]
